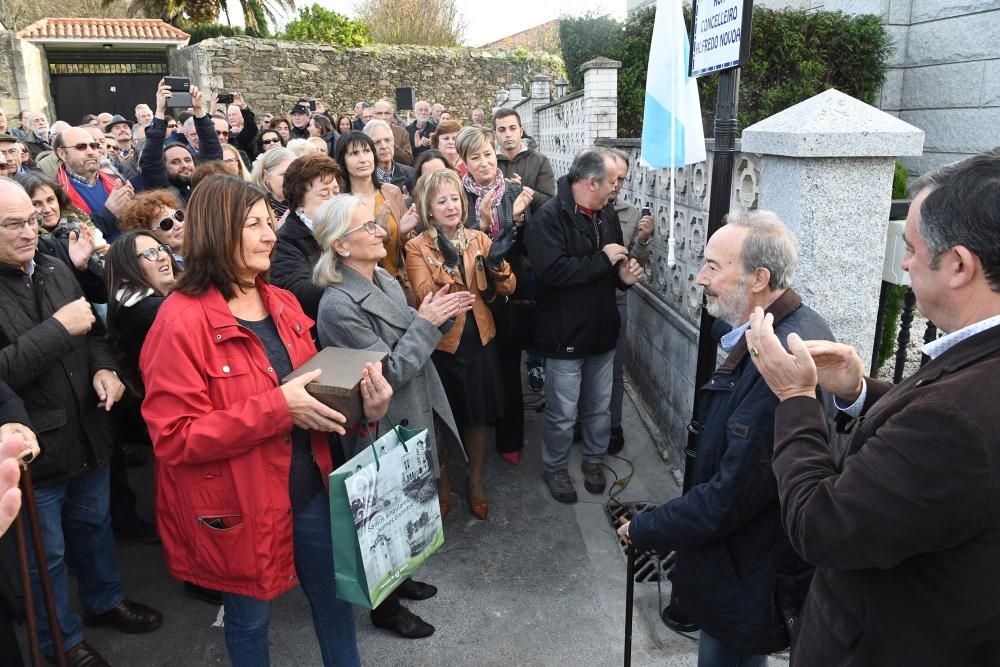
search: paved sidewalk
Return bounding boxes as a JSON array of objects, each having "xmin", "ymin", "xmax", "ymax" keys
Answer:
[{"xmin": 32, "ymin": 378, "xmax": 779, "ymax": 666}]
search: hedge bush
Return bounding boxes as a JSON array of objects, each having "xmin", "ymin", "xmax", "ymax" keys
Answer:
[{"xmin": 560, "ymin": 7, "xmax": 892, "ymax": 138}]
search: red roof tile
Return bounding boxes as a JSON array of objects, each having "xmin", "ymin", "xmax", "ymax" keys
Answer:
[{"xmin": 17, "ymin": 18, "xmax": 190, "ymax": 42}]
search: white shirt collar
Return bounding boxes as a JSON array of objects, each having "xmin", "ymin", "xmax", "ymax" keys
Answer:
[{"xmin": 921, "ymin": 314, "xmax": 1000, "ymax": 359}]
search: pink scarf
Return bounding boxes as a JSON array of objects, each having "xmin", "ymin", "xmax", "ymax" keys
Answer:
[{"xmin": 461, "ymin": 169, "xmax": 505, "ymax": 238}]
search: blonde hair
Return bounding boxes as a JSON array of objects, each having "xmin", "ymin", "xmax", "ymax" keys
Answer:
[
  {"xmin": 455, "ymin": 125, "xmax": 496, "ymax": 162},
  {"xmin": 312, "ymin": 194, "xmax": 364, "ymax": 287},
  {"xmin": 414, "ymin": 168, "xmax": 467, "ymax": 229},
  {"xmin": 221, "ymin": 143, "xmax": 251, "ymax": 180}
]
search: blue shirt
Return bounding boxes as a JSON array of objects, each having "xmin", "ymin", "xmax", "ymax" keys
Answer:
[
  {"xmin": 720, "ymin": 321, "xmax": 751, "ymax": 353},
  {"xmin": 70, "ymin": 177, "xmax": 109, "ymax": 216}
]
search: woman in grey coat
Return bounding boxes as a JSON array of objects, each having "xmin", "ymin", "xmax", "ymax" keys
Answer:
[{"xmin": 312, "ymin": 194, "xmax": 475, "ymax": 640}]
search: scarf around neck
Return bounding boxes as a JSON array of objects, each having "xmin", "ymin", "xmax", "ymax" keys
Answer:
[
  {"xmin": 57, "ymin": 165, "xmax": 119, "ymax": 215},
  {"xmin": 461, "ymin": 169, "xmax": 505, "ymax": 238},
  {"xmin": 428, "ymin": 221, "xmax": 470, "ymax": 256}
]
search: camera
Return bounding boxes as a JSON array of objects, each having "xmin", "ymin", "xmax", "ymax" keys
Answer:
[
  {"xmin": 164, "ymin": 76, "xmax": 192, "ymax": 107},
  {"xmin": 217, "ymin": 93, "xmax": 234, "ymax": 105},
  {"xmin": 641, "ymin": 207, "xmax": 651, "ymax": 217}
]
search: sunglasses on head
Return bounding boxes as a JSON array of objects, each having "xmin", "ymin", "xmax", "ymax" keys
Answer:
[
  {"xmin": 68, "ymin": 142, "xmax": 102, "ymax": 151},
  {"xmin": 157, "ymin": 209, "xmax": 184, "ymax": 231}
]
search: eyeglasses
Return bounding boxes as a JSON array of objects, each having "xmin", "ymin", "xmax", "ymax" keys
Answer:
[
  {"xmin": 136, "ymin": 244, "xmax": 171, "ymax": 262},
  {"xmin": 344, "ymin": 220, "xmax": 379, "ymax": 236},
  {"xmin": 157, "ymin": 209, "xmax": 184, "ymax": 231},
  {"xmin": 262, "ymin": 138, "xmax": 281, "ymax": 145},
  {"xmin": 0, "ymin": 213, "xmax": 42, "ymax": 233}
]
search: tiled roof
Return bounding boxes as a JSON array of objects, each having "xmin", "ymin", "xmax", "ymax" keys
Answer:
[{"xmin": 17, "ymin": 18, "xmax": 190, "ymax": 42}]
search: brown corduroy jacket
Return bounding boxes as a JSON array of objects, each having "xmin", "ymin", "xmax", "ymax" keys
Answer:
[{"xmin": 773, "ymin": 323, "xmax": 1000, "ymax": 666}]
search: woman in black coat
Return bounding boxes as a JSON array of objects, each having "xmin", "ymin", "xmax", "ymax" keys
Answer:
[{"xmin": 270, "ymin": 153, "xmax": 343, "ymax": 320}]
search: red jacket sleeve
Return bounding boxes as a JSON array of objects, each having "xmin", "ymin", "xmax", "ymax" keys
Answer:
[{"xmin": 140, "ymin": 303, "xmax": 293, "ymax": 467}]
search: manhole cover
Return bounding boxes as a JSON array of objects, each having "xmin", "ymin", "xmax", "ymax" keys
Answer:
[{"xmin": 605, "ymin": 501, "xmax": 677, "ymax": 583}]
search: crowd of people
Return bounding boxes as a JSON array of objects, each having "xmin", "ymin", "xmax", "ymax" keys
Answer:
[
  {"xmin": 0, "ymin": 79, "xmax": 651, "ymax": 666},
  {"xmin": 3, "ymin": 76, "xmax": 997, "ymax": 667}
]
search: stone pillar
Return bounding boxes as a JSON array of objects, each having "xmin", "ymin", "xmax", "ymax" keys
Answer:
[
  {"xmin": 581, "ymin": 57, "xmax": 621, "ymax": 145},
  {"xmin": 506, "ymin": 83, "xmax": 523, "ymax": 105},
  {"xmin": 741, "ymin": 88, "xmax": 924, "ymax": 365}
]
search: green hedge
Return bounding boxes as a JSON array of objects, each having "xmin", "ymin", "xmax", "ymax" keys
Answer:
[{"xmin": 561, "ymin": 7, "xmax": 892, "ymax": 138}]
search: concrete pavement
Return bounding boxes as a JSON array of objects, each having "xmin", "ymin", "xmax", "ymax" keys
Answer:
[{"xmin": 27, "ymin": 378, "xmax": 789, "ymax": 666}]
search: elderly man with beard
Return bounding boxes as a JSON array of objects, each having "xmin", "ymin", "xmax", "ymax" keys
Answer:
[
  {"xmin": 22, "ymin": 112, "xmax": 52, "ymax": 161},
  {"xmin": 365, "ymin": 119, "xmax": 415, "ymax": 192},
  {"xmin": 617, "ymin": 211, "xmax": 834, "ymax": 666},
  {"xmin": 55, "ymin": 126, "xmax": 136, "ymax": 242},
  {"xmin": 134, "ymin": 103, "xmax": 153, "ymax": 128},
  {"xmin": 106, "ymin": 115, "xmax": 140, "ymax": 180},
  {"xmin": 143, "ymin": 80, "xmax": 218, "ymax": 204},
  {"xmin": 372, "ymin": 99, "xmax": 413, "ymax": 166},
  {"xmin": 406, "ymin": 100, "xmax": 436, "ymax": 159}
]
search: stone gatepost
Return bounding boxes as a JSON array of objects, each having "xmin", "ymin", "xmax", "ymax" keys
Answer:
[
  {"xmin": 506, "ymin": 83, "xmax": 524, "ymax": 106},
  {"xmin": 581, "ymin": 57, "xmax": 620, "ymax": 145},
  {"xmin": 741, "ymin": 88, "xmax": 924, "ymax": 365},
  {"xmin": 525, "ymin": 73, "xmax": 551, "ymax": 137}
]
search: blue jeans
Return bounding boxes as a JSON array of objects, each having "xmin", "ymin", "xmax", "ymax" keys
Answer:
[
  {"xmin": 698, "ymin": 630, "xmax": 768, "ymax": 667},
  {"xmin": 222, "ymin": 491, "xmax": 360, "ymax": 667},
  {"xmin": 25, "ymin": 465, "xmax": 125, "ymax": 654},
  {"xmin": 542, "ymin": 350, "xmax": 615, "ymax": 471},
  {"xmin": 611, "ymin": 302, "xmax": 628, "ymax": 429}
]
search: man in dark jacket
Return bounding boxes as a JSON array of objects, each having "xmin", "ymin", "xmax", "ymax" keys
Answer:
[
  {"xmin": 406, "ymin": 100, "xmax": 436, "ymax": 160},
  {"xmin": 143, "ymin": 80, "xmax": 219, "ymax": 204},
  {"xmin": 365, "ymin": 119, "xmax": 415, "ymax": 193},
  {"xmin": 620, "ymin": 211, "xmax": 835, "ymax": 664},
  {"xmin": 526, "ymin": 148, "xmax": 644, "ymax": 503},
  {"xmin": 746, "ymin": 150, "xmax": 1000, "ymax": 665},
  {"xmin": 0, "ymin": 179, "xmax": 162, "ymax": 665},
  {"xmin": 494, "ymin": 108, "xmax": 555, "ymax": 213}
]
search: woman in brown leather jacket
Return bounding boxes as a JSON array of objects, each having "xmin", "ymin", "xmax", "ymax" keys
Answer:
[{"xmin": 404, "ymin": 169, "xmax": 515, "ymax": 519}]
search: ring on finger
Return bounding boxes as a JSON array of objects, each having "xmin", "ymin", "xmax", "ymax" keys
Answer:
[{"xmin": 750, "ymin": 346, "xmax": 760, "ymax": 358}]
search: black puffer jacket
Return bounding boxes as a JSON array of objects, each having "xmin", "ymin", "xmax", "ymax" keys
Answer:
[
  {"xmin": 0, "ymin": 253, "xmax": 117, "ymax": 486},
  {"xmin": 525, "ymin": 176, "xmax": 627, "ymax": 359}
]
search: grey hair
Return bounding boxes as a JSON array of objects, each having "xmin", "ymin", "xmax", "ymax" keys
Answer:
[
  {"xmin": 725, "ymin": 209, "xmax": 798, "ymax": 290},
  {"xmin": 285, "ymin": 138, "xmax": 315, "ymax": 157},
  {"xmin": 312, "ymin": 194, "xmax": 365, "ymax": 287},
  {"xmin": 608, "ymin": 147, "xmax": 630, "ymax": 169},
  {"xmin": 363, "ymin": 119, "xmax": 392, "ymax": 136},
  {"xmin": 249, "ymin": 147, "xmax": 294, "ymax": 192},
  {"xmin": 567, "ymin": 147, "xmax": 614, "ymax": 185}
]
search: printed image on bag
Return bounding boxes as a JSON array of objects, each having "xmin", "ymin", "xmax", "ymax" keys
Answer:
[{"xmin": 330, "ymin": 426, "xmax": 444, "ymax": 608}]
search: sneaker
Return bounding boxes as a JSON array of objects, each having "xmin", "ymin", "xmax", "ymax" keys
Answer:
[
  {"xmin": 608, "ymin": 426, "xmax": 625, "ymax": 455},
  {"xmin": 581, "ymin": 462, "xmax": 606, "ymax": 494},
  {"xmin": 543, "ymin": 469, "xmax": 578, "ymax": 503},
  {"xmin": 527, "ymin": 365, "xmax": 545, "ymax": 393}
]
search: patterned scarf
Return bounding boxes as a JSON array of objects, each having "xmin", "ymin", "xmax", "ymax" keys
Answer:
[
  {"xmin": 461, "ymin": 169, "xmax": 505, "ymax": 238},
  {"xmin": 56, "ymin": 165, "xmax": 120, "ymax": 216},
  {"xmin": 427, "ymin": 221, "xmax": 470, "ymax": 275}
]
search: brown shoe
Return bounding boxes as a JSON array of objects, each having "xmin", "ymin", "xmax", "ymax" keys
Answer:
[
  {"xmin": 82, "ymin": 599, "xmax": 163, "ymax": 634},
  {"xmin": 47, "ymin": 641, "xmax": 110, "ymax": 667}
]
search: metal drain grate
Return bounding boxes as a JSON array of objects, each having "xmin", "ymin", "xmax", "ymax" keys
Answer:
[{"xmin": 605, "ymin": 501, "xmax": 677, "ymax": 583}]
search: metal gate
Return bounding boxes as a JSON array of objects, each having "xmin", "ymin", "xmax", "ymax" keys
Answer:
[{"xmin": 48, "ymin": 50, "xmax": 168, "ymax": 125}]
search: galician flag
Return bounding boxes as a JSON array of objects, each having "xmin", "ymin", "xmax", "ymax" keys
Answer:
[{"xmin": 641, "ymin": 0, "xmax": 706, "ymax": 168}]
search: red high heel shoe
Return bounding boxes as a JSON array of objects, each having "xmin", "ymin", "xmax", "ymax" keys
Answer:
[{"xmin": 500, "ymin": 450, "xmax": 521, "ymax": 466}]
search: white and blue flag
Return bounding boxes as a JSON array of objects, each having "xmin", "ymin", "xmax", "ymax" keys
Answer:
[{"xmin": 641, "ymin": 0, "xmax": 706, "ymax": 168}]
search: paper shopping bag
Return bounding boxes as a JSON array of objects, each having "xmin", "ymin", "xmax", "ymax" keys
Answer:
[{"xmin": 329, "ymin": 424, "xmax": 444, "ymax": 608}]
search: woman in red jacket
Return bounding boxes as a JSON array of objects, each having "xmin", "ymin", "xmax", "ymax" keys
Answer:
[{"xmin": 140, "ymin": 175, "xmax": 391, "ymax": 666}]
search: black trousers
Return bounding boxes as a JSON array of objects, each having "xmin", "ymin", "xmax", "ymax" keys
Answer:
[{"xmin": 494, "ymin": 344, "xmax": 525, "ymax": 453}]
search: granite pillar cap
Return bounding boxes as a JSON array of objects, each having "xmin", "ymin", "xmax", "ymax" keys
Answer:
[{"xmin": 741, "ymin": 88, "xmax": 924, "ymax": 158}]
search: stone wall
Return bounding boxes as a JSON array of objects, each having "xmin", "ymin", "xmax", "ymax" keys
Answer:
[
  {"xmin": 0, "ymin": 34, "xmax": 20, "ymax": 114},
  {"xmin": 169, "ymin": 38, "xmax": 564, "ymax": 121}
]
